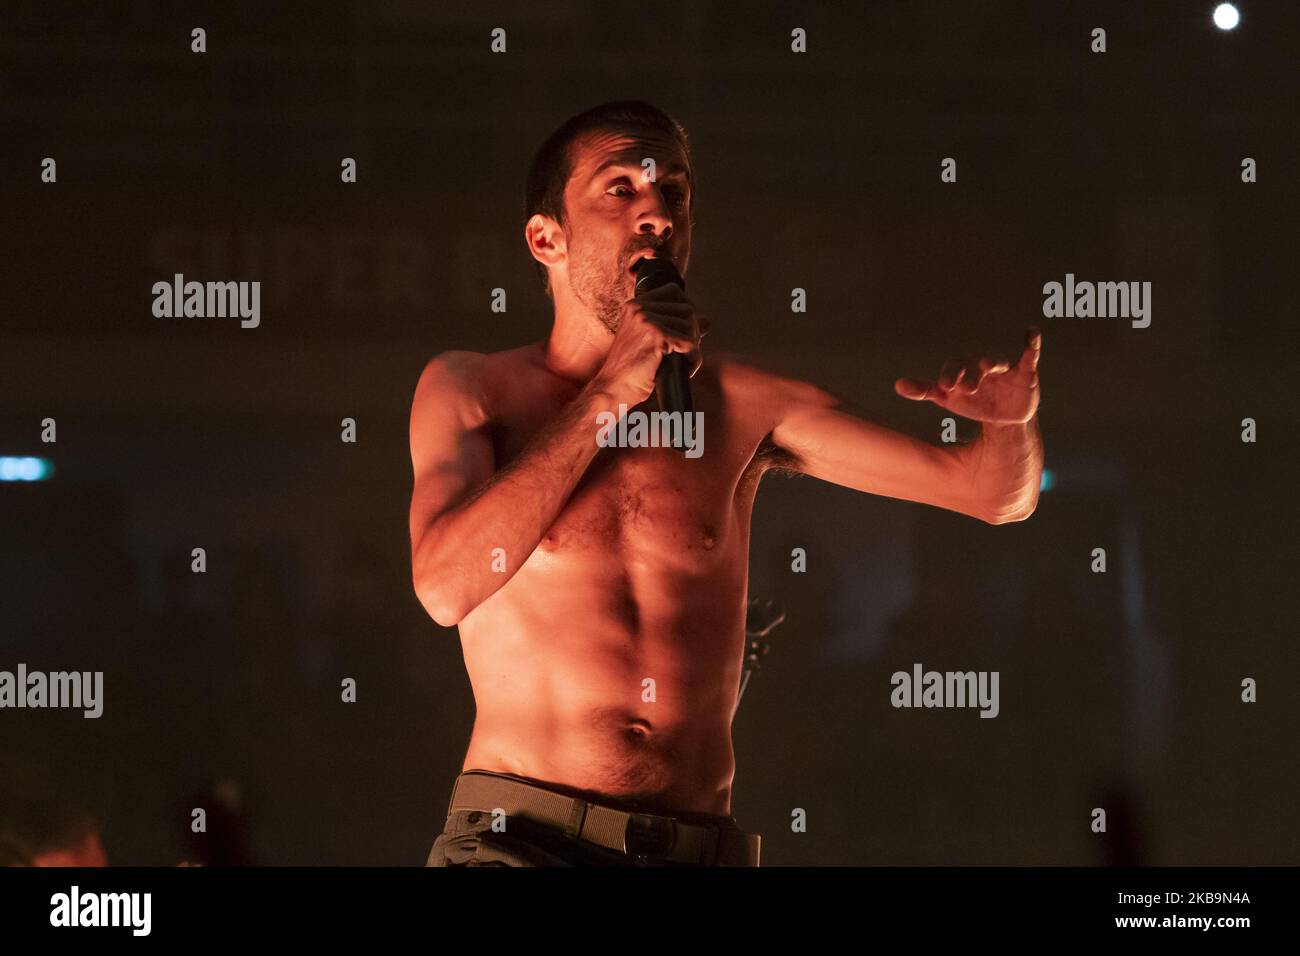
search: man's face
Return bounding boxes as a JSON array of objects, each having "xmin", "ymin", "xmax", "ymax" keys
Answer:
[{"xmin": 558, "ymin": 127, "xmax": 693, "ymax": 332}]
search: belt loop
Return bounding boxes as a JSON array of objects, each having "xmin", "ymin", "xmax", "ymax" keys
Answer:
[
  {"xmin": 565, "ymin": 798, "xmax": 588, "ymax": 838},
  {"xmin": 701, "ymin": 826, "xmax": 721, "ymax": 866},
  {"xmin": 445, "ymin": 774, "xmax": 464, "ymax": 818}
]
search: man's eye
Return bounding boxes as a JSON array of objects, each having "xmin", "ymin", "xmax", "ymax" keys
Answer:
[{"xmin": 608, "ymin": 184, "xmax": 634, "ymax": 197}]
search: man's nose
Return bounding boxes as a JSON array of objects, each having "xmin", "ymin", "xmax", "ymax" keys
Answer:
[{"xmin": 635, "ymin": 188, "xmax": 674, "ymax": 238}]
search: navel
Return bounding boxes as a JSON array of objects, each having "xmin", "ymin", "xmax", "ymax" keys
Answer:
[{"xmin": 624, "ymin": 718, "xmax": 654, "ymax": 742}]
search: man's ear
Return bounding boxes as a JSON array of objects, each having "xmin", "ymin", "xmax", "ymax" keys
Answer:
[{"xmin": 524, "ymin": 213, "xmax": 566, "ymax": 274}]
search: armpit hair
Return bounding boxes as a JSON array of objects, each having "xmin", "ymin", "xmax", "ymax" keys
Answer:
[{"xmin": 752, "ymin": 431, "xmax": 805, "ymax": 479}]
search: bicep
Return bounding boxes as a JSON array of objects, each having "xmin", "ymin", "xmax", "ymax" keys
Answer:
[
  {"xmin": 408, "ymin": 353, "xmax": 496, "ymax": 549},
  {"xmin": 771, "ymin": 387, "xmax": 982, "ymax": 520}
]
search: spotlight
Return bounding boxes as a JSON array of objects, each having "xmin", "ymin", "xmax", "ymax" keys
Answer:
[{"xmin": 1213, "ymin": 3, "xmax": 1240, "ymax": 30}]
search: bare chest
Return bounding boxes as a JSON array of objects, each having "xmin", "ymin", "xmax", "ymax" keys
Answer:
[{"xmin": 492, "ymin": 397, "xmax": 764, "ymax": 567}]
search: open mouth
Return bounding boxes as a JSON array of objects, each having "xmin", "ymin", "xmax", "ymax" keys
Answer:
[{"xmin": 628, "ymin": 249, "xmax": 667, "ymax": 274}]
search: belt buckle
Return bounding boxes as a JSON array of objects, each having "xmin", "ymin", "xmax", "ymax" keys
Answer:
[{"xmin": 623, "ymin": 812, "xmax": 676, "ymax": 862}]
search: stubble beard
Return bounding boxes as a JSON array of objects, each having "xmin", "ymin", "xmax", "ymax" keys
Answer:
[{"xmin": 570, "ymin": 239, "xmax": 630, "ymax": 334}]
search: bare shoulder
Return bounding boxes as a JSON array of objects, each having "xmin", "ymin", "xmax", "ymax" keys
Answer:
[
  {"xmin": 706, "ymin": 351, "xmax": 840, "ymax": 476},
  {"xmin": 414, "ymin": 349, "xmax": 486, "ymax": 391},
  {"xmin": 411, "ymin": 350, "xmax": 489, "ymax": 427},
  {"xmin": 411, "ymin": 344, "xmax": 545, "ymax": 428},
  {"xmin": 707, "ymin": 351, "xmax": 842, "ymax": 413}
]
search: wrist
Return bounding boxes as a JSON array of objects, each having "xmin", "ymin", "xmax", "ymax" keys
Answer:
[
  {"xmin": 581, "ymin": 379, "xmax": 636, "ymax": 416},
  {"xmin": 980, "ymin": 416, "xmax": 1035, "ymax": 440}
]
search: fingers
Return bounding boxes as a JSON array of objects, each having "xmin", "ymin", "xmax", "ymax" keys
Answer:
[
  {"xmin": 903, "ymin": 359, "xmax": 978, "ymax": 401},
  {"xmin": 945, "ymin": 343, "xmax": 1031, "ymax": 393},
  {"xmin": 979, "ymin": 357, "xmax": 1012, "ymax": 375},
  {"xmin": 640, "ymin": 303, "xmax": 707, "ymax": 336},
  {"xmin": 627, "ymin": 291, "xmax": 706, "ymax": 376},
  {"xmin": 642, "ymin": 313, "xmax": 700, "ymax": 364},
  {"xmin": 894, "ymin": 377, "xmax": 936, "ymax": 401},
  {"xmin": 907, "ymin": 360, "xmax": 988, "ymax": 400},
  {"xmin": 643, "ymin": 310, "xmax": 696, "ymax": 341},
  {"xmin": 956, "ymin": 356, "xmax": 1011, "ymax": 394},
  {"xmin": 903, "ymin": 328, "xmax": 1042, "ymax": 404},
  {"xmin": 1018, "ymin": 325, "xmax": 1042, "ymax": 376},
  {"xmin": 659, "ymin": 327, "xmax": 697, "ymax": 355},
  {"xmin": 634, "ymin": 300, "xmax": 694, "ymax": 318},
  {"xmin": 633, "ymin": 284, "xmax": 691, "ymax": 306},
  {"xmin": 938, "ymin": 359, "xmax": 964, "ymax": 391},
  {"xmin": 942, "ymin": 359, "xmax": 992, "ymax": 394},
  {"xmin": 629, "ymin": 292, "xmax": 699, "ymax": 332},
  {"xmin": 651, "ymin": 321, "xmax": 700, "ymax": 360},
  {"xmin": 640, "ymin": 303, "xmax": 703, "ymax": 355}
]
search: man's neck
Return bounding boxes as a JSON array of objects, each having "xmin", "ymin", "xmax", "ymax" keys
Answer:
[{"xmin": 543, "ymin": 286, "xmax": 613, "ymax": 387}]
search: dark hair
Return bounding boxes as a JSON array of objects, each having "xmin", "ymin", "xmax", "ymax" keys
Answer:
[{"xmin": 524, "ymin": 100, "xmax": 693, "ymax": 296}]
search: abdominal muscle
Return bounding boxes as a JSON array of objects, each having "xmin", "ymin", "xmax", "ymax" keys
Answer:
[{"xmin": 457, "ymin": 529, "xmax": 751, "ymax": 818}]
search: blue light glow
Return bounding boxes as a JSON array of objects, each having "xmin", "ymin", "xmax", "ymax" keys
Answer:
[{"xmin": 0, "ymin": 456, "xmax": 54, "ymax": 481}]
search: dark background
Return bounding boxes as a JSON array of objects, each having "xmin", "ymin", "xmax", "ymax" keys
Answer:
[{"xmin": 1, "ymin": 1, "xmax": 1296, "ymax": 865}]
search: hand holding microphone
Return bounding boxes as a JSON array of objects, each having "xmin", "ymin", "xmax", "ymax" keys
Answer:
[
  {"xmin": 590, "ymin": 258, "xmax": 705, "ymax": 430},
  {"xmin": 633, "ymin": 256, "xmax": 697, "ymax": 424}
]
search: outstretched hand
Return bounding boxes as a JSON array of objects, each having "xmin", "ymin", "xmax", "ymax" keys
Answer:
[{"xmin": 894, "ymin": 326, "xmax": 1042, "ymax": 424}]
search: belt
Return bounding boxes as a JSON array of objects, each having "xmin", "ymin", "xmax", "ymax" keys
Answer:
[{"xmin": 446, "ymin": 771, "xmax": 761, "ymax": 867}]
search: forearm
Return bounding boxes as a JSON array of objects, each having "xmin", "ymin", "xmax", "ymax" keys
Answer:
[
  {"xmin": 963, "ymin": 415, "xmax": 1043, "ymax": 524},
  {"xmin": 413, "ymin": 384, "xmax": 621, "ymax": 624}
]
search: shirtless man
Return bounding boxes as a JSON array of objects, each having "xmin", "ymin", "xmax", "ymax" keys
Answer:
[{"xmin": 411, "ymin": 101, "xmax": 1043, "ymax": 867}]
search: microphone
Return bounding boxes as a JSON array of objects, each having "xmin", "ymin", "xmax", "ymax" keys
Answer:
[{"xmin": 632, "ymin": 257, "xmax": 695, "ymax": 443}]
